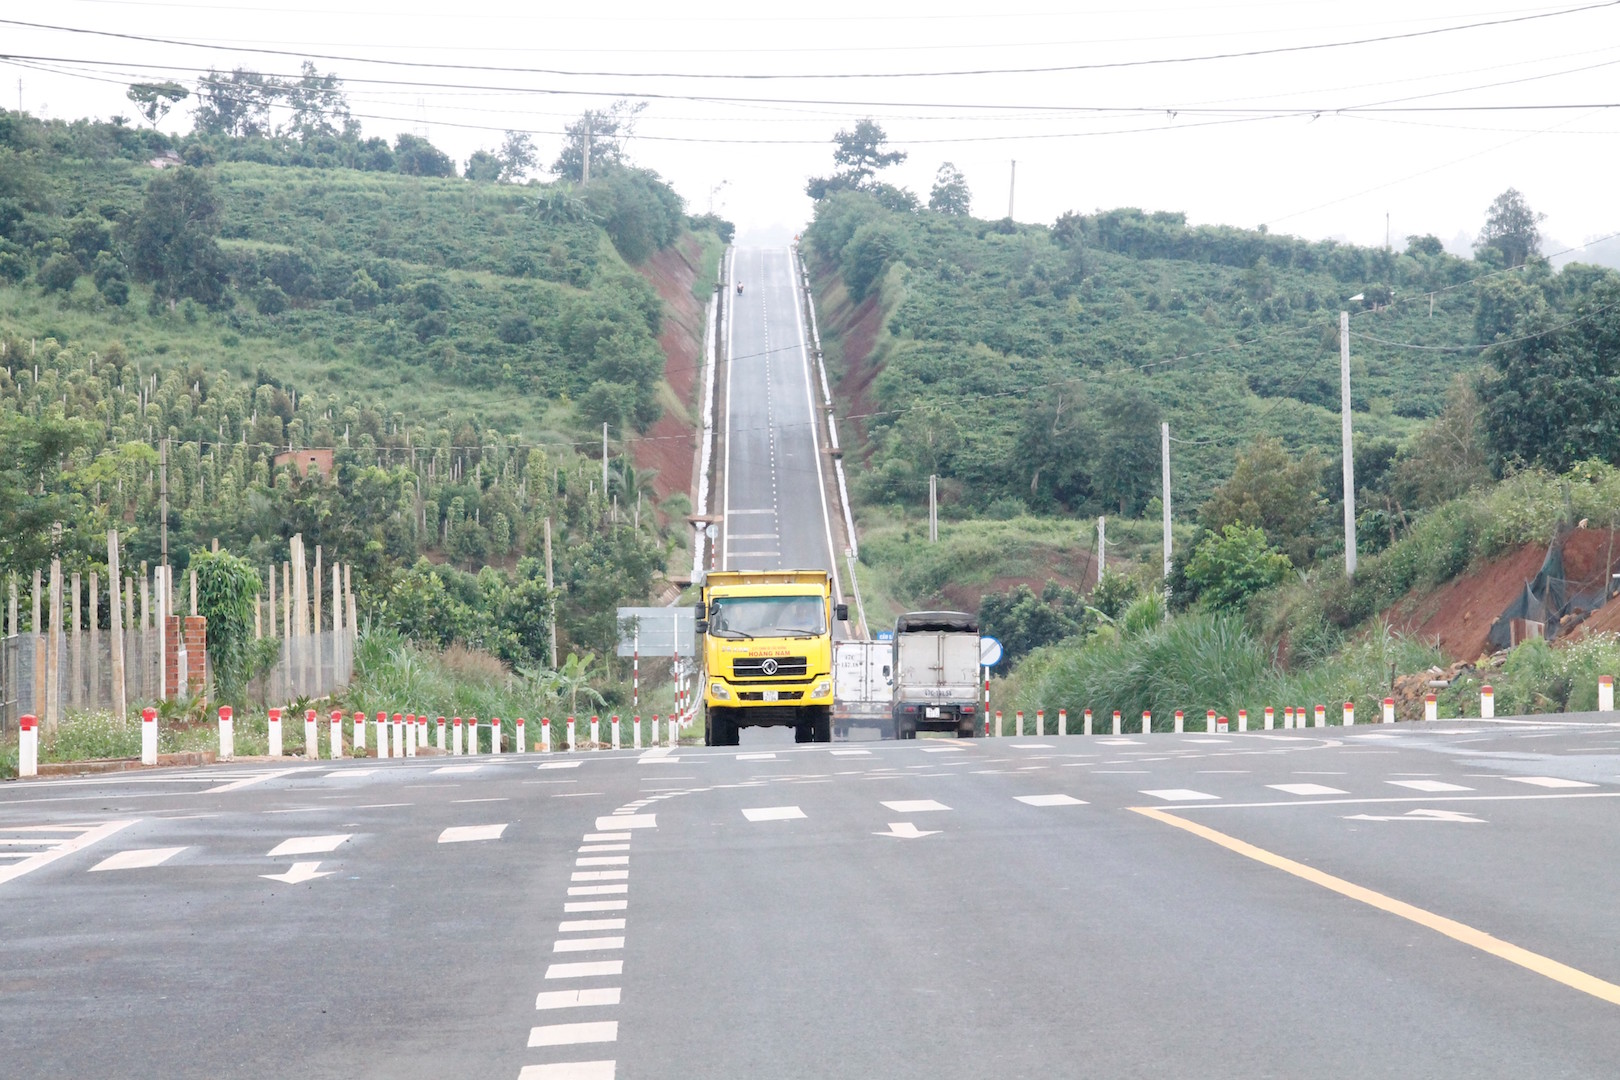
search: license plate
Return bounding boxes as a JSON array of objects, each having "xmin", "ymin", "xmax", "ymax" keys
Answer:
[
  {"xmin": 925, "ymin": 707, "xmax": 941, "ymax": 718},
  {"xmin": 763, "ymin": 690, "xmax": 779, "ymax": 702}
]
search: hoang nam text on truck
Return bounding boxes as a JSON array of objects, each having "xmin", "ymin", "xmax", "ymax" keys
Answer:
[
  {"xmin": 891, "ymin": 611, "xmax": 981, "ymax": 739},
  {"xmin": 696, "ymin": 570, "xmax": 847, "ymax": 746}
]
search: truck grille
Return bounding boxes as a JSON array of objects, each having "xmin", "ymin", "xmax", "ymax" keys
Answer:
[
  {"xmin": 738, "ymin": 690, "xmax": 805, "ymax": 702},
  {"xmin": 733, "ymin": 656, "xmax": 808, "ymax": 678}
]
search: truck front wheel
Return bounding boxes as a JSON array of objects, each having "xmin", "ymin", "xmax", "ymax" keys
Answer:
[
  {"xmin": 705, "ymin": 707, "xmax": 737, "ymax": 747},
  {"xmin": 811, "ymin": 706, "xmax": 832, "ymax": 743}
]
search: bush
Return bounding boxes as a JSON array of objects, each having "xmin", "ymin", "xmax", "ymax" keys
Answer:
[
  {"xmin": 1185, "ymin": 523, "xmax": 1292, "ymax": 613},
  {"xmin": 39, "ymin": 252, "xmax": 81, "ymax": 292}
]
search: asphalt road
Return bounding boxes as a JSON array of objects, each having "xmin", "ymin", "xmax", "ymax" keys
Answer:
[
  {"xmin": 721, "ymin": 247, "xmax": 838, "ymax": 582},
  {"xmin": 6, "ymin": 715, "xmax": 1620, "ymax": 1078}
]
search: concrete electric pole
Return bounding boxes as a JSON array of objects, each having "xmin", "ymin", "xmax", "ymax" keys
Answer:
[{"xmin": 1340, "ymin": 310, "xmax": 1357, "ymax": 577}]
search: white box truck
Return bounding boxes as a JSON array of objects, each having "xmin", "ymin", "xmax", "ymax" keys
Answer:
[
  {"xmin": 891, "ymin": 611, "xmax": 981, "ymax": 739},
  {"xmin": 833, "ymin": 639, "xmax": 893, "ymax": 740}
]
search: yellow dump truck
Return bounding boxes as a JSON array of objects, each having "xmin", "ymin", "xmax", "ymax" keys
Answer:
[{"xmin": 696, "ymin": 569, "xmax": 846, "ymax": 746}]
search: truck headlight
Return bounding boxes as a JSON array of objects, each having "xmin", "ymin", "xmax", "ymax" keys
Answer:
[
  {"xmin": 813, "ymin": 680, "xmax": 831, "ymax": 697},
  {"xmin": 709, "ymin": 682, "xmax": 730, "ymax": 700}
]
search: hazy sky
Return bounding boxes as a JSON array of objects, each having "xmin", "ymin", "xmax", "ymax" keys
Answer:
[{"xmin": 6, "ymin": 0, "xmax": 1619, "ymax": 254}]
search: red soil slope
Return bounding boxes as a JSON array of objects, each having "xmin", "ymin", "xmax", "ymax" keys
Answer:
[
  {"xmin": 1382, "ymin": 544, "xmax": 1547, "ymax": 663},
  {"xmin": 630, "ymin": 237, "xmax": 707, "ymax": 516}
]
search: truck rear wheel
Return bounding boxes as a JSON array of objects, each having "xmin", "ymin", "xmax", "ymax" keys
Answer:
[
  {"xmin": 957, "ymin": 720, "xmax": 978, "ymax": 738},
  {"xmin": 811, "ymin": 707, "xmax": 832, "ymax": 744}
]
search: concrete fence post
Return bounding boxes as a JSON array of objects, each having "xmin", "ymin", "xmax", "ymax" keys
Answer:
[
  {"xmin": 267, "ymin": 707, "xmax": 283, "ymax": 758},
  {"xmin": 141, "ymin": 706, "xmax": 157, "ymax": 765},
  {"xmin": 1083, "ymin": 708, "xmax": 1092, "ymax": 736},
  {"xmin": 305, "ymin": 709, "xmax": 319, "ymax": 759},
  {"xmin": 633, "ymin": 715, "xmax": 642, "ymax": 749},
  {"xmin": 19, "ymin": 714, "xmax": 38, "ymax": 777},
  {"xmin": 1057, "ymin": 708, "xmax": 1067, "ymax": 736},
  {"xmin": 516, "ymin": 717, "xmax": 526, "ymax": 753},
  {"xmin": 1238, "ymin": 709, "xmax": 1248, "ymax": 733},
  {"xmin": 590, "ymin": 715, "xmax": 600, "ymax": 748},
  {"xmin": 1263, "ymin": 706, "xmax": 1274, "ymax": 730},
  {"xmin": 1035, "ymin": 709, "xmax": 1044, "ymax": 736},
  {"xmin": 1382, "ymin": 697, "xmax": 1395, "ymax": 724},
  {"xmin": 542, "ymin": 717, "xmax": 552, "ymax": 753},
  {"xmin": 1313, "ymin": 705, "xmax": 1326, "ymax": 728},
  {"xmin": 1424, "ymin": 694, "xmax": 1438, "ymax": 722},
  {"xmin": 1599, "ymin": 675, "xmax": 1614, "ymax": 713},
  {"xmin": 353, "ymin": 711, "xmax": 366, "ymax": 753},
  {"xmin": 1142, "ymin": 711, "xmax": 1152, "ymax": 736},
  {"xmin": 1112, "ymin": 710, "xmax": 1122, "ymax": 736},
  {"xmin": 612, "ymin": 715, "xmax": 621, "ymax": 750},
  {"xmin": 404, "ymin": 713, "xmax": 417, "ymax": 758},
  {"xmin": 1174, "ymin": 710, "xmax": 1184, "ymax": 733},
  {"xmin": 1343, "ymin": 701, "xmax": 1354, "ymax": 727},
  {"xmin": 218, "ymin": 706, "xmax": 234, "ymax": 760},
  {"xmin": 1481, "ymin": 686, "xmax": 1494, "ymax": 719},
  {"xmin": 1206, "ymin": 709, "xmax": 1217, "ymax": 734},
  {"xmin": 331, "ymin": 710, "xmax": 344, "ymax": 759}
]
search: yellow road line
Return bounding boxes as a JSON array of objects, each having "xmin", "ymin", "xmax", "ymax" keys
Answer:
[{"xmin": 1131, "ymin": 805, "xmax": 1620, "ymax": 1007}]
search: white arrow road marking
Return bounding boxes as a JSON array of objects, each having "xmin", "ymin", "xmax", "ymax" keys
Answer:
[
  {"xmin": 1345, "ymin": 809, "xmax": 1486, "ymax": 823},
  {"xmin": 881, "ymin": 799, "xmax": 950, "ymax": 813},
  {"xmin": 261, "ymin": 861, "xmax": 334, "ymax": 883},
  {"xmin": 875, "ymin": 822, "xmax": 940, "ymax": 839},
  {"xmin": 439, "ymin": 824, "xmax": 508, "ymax": 844},
  {"xmin": 90, "ymin": 847, "xmax": 186, "ymax": 872},
  {"xmin": 742, "ymin": 806, "xmax": 805, "ymax": 822},
  {"xmin": 266, "ymin": 834, "xmax": 351, "ymax": 857}
]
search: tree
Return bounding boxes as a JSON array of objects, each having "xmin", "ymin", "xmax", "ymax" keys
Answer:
[
  {"xmin": 978, "ymin": 582, "xmax": 1092, "ymax": 669},
  {"xmin": 282, "ymin": 62, "xmax": 350, "ymax": 141},
  {"xmin": 498, "ymin": 130, "xmax": 537, "ymax": 182},
  {"xmin": 125, "ymin": 82, "xmax": 189, "ymax": 127},
  {"xmin": 126, "ymin": 167, "xmax": 229, "ymax": 308},
  {"xmin": 1091, "ymin": 384, "xmax": 1160, "ymax": 516},
  {"xmin": 38, "ymin": 253, "xmax": 80, "ymax": 293},
  {"xmin": 552, "ymin": 101, "xmax": 646, "ymax": 182},
  {"xmin": 192, "ymin": 547, "xmax": 277, "ymax": 703},
  {"xmin": 192, "ymin": 68, "xmax": 280, "ymax": 137},
  {"xmin": 1476, "ymin": 188, "xmax": 1544, "ymax": 268},
  {"xmin": 1200, "ymin": 437, "xmax": 1326, "ymax": 565},
  {"xmin": 394, "ymin": 134, "xmax": 456, "ymax": 178},
  {"xmin": 0, "ymin": 413, "xmax": 88, "ymax": 577},
  {"xmin": 1388, "ymin": 376, "xmax": 1491, "ymax": 508},
  {"xmin": 805, "ymin": 119, "xmax": 906, "ymax": 200},
  {"xmin": 1184, "ymin": 523, "xmax": 1292, "ymax": 613},
  {"xmin": 928, "ymin": 162, "xmax": 972, "ymax": 215},
  {"xmin": 465, "ymin": 150, "xmax": 503, "ymax": 182}
]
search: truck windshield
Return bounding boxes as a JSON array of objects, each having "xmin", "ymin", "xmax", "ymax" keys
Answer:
[{"xmin": 709, "ymin": 596, "xmax": 826, "ymax": 638}]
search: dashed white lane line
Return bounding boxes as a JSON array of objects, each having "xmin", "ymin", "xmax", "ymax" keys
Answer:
[
  {"xmin": 266, "ymin": 834, "xmax": 351, "ymax": 857},
  {"xmin": 546, "ymin": 960, "xmax": 624, "ymax": 979},
  {"xmin": 1140, "ymin": 789, "xmax": 1220, "ymax": 802},
  {"xmin": 576, "ymin": 856, "xmax": 630, "ymax": 866},
  {"xmin": 1014, "ymin": 794, "xmax": 1087, "ymax": 807},
  {"xmin": 579, "ymin": 844, "xmax": 629, "ymax": 853},
  {"xmin": 539, "ymin": 761, "xmax": 583, "ymax": 770},
  {"xmin": 736, "ymin": 753, "xmax": 777, "ymax": 761},
  {"xmin": 327, "ymin": 769, "xmax": 375, "ymax": 777},
  {"xmin": 559, "ymin": 919, "xmax": 626, "ymax": 933},
  {"xmin": 1388, "ymin": 780, "xmax": 1474, "ymax": 793},
  {"xmin": 89, "ymin": 846, "xmax": 187, "ymax": 871},
  {"xmin": 1010, "ymin": 743, "xmax": 1055, "ymax": 749},
  {"xmin": 742, "ymin": 805, "xmax": 806, "ymax": 822},
  {"xmin": 584, "ymin": 832, "xmax": 632, "ymax": 842},
  {"xmin": 596, "ymin": 815, "xmax": 656, "ymax": 830},
  {"xmin": 1268, "ymin": 784, "xmax": 1350, "ymax": 796},
  {"xmin": 439, "ymin": 824, "xmax": 508, "ymax": 844},
  {"xmin": 529, "ymin": 1020, "xmax": 619, "ymax": 1046},
  {"xmin": 881, "ymin": 800, "xmax": 950, "ymax": 813},
  {"xmin": 566, "ymin": 900, "xmax": 628, "ymax": 912},
  {"xmin": 433, "ymin": 765, "xmax": 484, "ymax": 775},
  {"xmin": 568, "ymin": 884, "xmax": 628, "ymax": 896},
  {"xmin": 518, "ymin": 1061, "xmax": 615, "ymax": 1080},
  {"xmin": 572, "ymin": 870, "xmax": 629, "ymax": 881},
  {"xmin": 537, "ymin": 988, "xmax": 621, "ymax": 1010},
  {"xmin": 920, "ymin": 746, "xmax": 967, "ymax": 753},
  {"xmin": 830, "ymin": 749, "xmax": 871, "ymax": 756},
  {"xmin": 553, "ymin": 937, "xmax": 625, "ymax": 953},
  {"xmin": 1504, "ymin": 776, "xmax": 1598, "ymax": 788}
]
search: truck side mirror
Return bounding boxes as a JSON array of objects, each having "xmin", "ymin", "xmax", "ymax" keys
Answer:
[
  {"xmin": 835, "ymin": 603, "xmax": 849, "ymax": 622},
  {"xmin": 695, "ymin": 619, "xmax": 708, "ymax": 635}
]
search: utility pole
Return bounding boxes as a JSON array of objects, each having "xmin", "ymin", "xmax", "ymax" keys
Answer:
[
  {"xmin": 1340, "ymin": 310, "xmax": 1357, "ymax": 577},
  {"xmin": 602, "ymin": 423, "xmax": 609, "ymax": 515},
  {"xmin": 1007, "ymin": 160, "xmax": 1016, "ymax": 220},
  {"xmin": 1097, "ymin": 516, "xmax": 1106, "ymax": 586},
  {"xmin": 1161, "ymin": 422, "xmax": 1172, "ymax": 589},
  {"xmin": 581, "ymin": 113, "xmax": 593, "ymax": 186},
  {"xmin": 544, "ymin": 517, "xmax": 557, "ymax": 669},
  {"xmin": 928, "ymin": 474, "xmax": 938, "ymax": 543},
  {"xmin": 159, "ymin": 438, "xmax": 168, "ymax": 571}
]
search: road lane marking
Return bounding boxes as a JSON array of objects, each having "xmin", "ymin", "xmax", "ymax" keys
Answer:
[
  {"xmin": 266, "ymin": 834, "xmax": 350, "ymax": 857},
  {"xmin": 89, "ymin": 846, "xmax": 186, "ymax": 871},
  {"xmin": 920, "ymin": 746, "xmax": 966, "ymax": 753},
  {"xmin": 560, "ymin": 919, "xmax": 626, "ymax": 933},
  {"xmin": 584, "ymin": 833, "xmax": 631, "ymax": 842},
  {"xmin": 579, "ymin": 844, "xmax": 629, "ymax": 853},
  {"xmin": 554, "ymin": 937, "xmax": 624, "ymax": 953},
  {"xmin": 881, "ymin": 799, "xmax": 950, "ymax": 813},
  {"xmin": 830, "ymin": 749, "xmax": 871, "ymax": 756},
  {"xmin": 537, "ymin": 988, "xmax": 622, "ymax": 1010},
  {"xmin": 0, "ymin": 820, "xmax": 139, "ymax": 885},
  {"xmin": 736, "ymin": 753, "xmax": 777, "ymax": 760},
  {"xmin": 566, "ymin": 901, "xmax": 628, "ymax": 913},
  {"xmin": 1010, "ymin": 743, "xmax": 1054, "ymax": 749},
  {"xmin": 568, "ymin": 884, "xmax": 628, "ymax": 895},
  {"xmin": 1014, "ymin": 794, "xmax": 1087, "ymax": 807},
  {"xmin": 572, "ymin": 870, "xmax": 629, "ymax": 881},
  {"xmin": 453, "ymin": 797, "xmax": 509, "ymax": 803},
  {"xmin": 1133, "ymin": 804, "xmax": 1620, "ymax": 1008},
  {"xmin": 596, "ymin": 814, "xmax": 656, "ymax": 830},
  {"xmin": 529, "ymin": 1020, "xmax": 619, "ymax": 1046},
  {"xmin": 1504, "ymin": 776, "xmax": 1598, "ymax": 788},
  {"xmin": 518, "ymin": 1062, "xmax": 616, "ymax": 1080},
  {"xmin": 432, "ymin": 765, "xmax": 483, "ymax": 775},
  {"xmin": 1140, "ymin": 789, "xmax": 1219, "ymax": 802},
  {"xmin": 1346, "ymin": 809, "xmax": 1486, "ymax": 823},
  {"xmin": 439, "ymin": 824, "xmax": 508, "ymax": 844},
  {"xmin": 576, "ymin": 856, "xmax": 629, "ymax": 866},
  {"xmin": 1268, "ymin": 784, "xmax": 1350, "ymax": 796},
  {"xmin": 1388, "ymin": 780, "xmax": 1473, "ymax": 792},
  {"xmin": 546, "ymin": 961, "xmax": 624, "ymax": 979},
  {"xmin": 742, "ymin": 806, "xmax": 806, "ymax": 821},
  {"xmin": 539, "ymin": 762, "xmax": 583, "ymax": 770}
]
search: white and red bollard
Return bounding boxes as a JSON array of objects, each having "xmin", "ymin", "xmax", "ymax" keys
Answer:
[
  {"xmin": 391, "ymin": 712, "xmax": 404, "ymax": 758},
  {"xmin": 1112, "ymin": 710, "xmax": 1122, "ymax": 736},
  {"xmin": 542, "ymin": 717, "xmax": 552, "ymax": 753},
  {"xmin": 516, "ymin": 717, "xmax": 526, "ymax": 753},
  {"xmin": 1263, "ymin": 706, "xmax": 1274, "ymax": 730},
  {"xmin": 436, "ymin": 716, "xmax": 446, "ymax": 751},
  {"xmin": 1382, "ymin": 697, "xmax": 1395, "ymax": 724},
  {"xmin": 1283, "ymin": 706, "xmax": 1294, "ymax": 729},
  {"xmin": 491, "ymin": 717, "xmax": 502, "ymax": 755},
  {"xmin": 305, "ymin": 709, "xmax": 319, "ymax": 759},
  {"xmin": 1083, "ymin": 708, "xmax": 1093, "ymax": 736},
  {"xmin": 1174, "ymin": 709, "xmax": 1184, "ymax": 733},
  {"xmin": 590, "ymin": 715, "xmax": 600, "ymax": 748},
  {"xmin": 1057, "ymin": 708, "xmax": 1068, "ymax": 736},
  {"xmin": 404, "ymin": 713, "xmax": 417, "ymax": 758},
  {"xmin": 1035, "ymin": 709, "xmax": 1045, "ymax": 736},
  {"xmin": 142, "ymin": 706, "xmax": 158, "ymax": 765},
  {"xmin": 1480, "ymin": 686, "xmax": 1494, "ymax": 719},
  {"xmin": 375, "ymin": 712, "xmax": 389, "ymax": 759},
  {"xmin": 567, "ymin": 716, "xmax": 577, "ymax": 751},
  {"xmin": 632, "ymin": 715, "xmax": 642, "ymax": 749},
  {"xmin": 351, "ymin": 711, "xmax": 365, "ymax": 752},
  {"xmin": 1311, "ymin": 704, "xmax": 1324, "ymax": 728},
  {"xmin": 1206, "ymin": 709, "xmax": 1217, "ymax": 734},
  {"xmin": 994, "ymin": 710, "xmax": 1003, "ymax": 737},
  {"xmin": 1237, "ymin": 709, "xmax": 1248, "ymax": 733},
  {"xmin": 18, "ymin": 714, "xmax": 38, "ymax": 777},
  {"xmin": 418, "ymin": 715, "xmax": 428, "ymax": 749},
  {"xmin": 452, "ymin": 715, "xmax": 463, "ymax": 755},
  {"xmin": 1424, "ymin": 693, "xmax": 1438, "ymax": 722},
  {"xmin": 612, "ymin": 715, "xmax": 621, "ymax": 750},
  {"xmin": 218, "ymin": 705, "xmax": 235, "ymax": 760},
  {"xmin": 1342, "ymin": 701, "xmax": 1354, "ymax": 727},
  {"xmin": 1216, "ymin": 714, "xmax": 1230, "ymax": 733},
  {"xmin": 330, "ymin": 710, "xmax": 344, "ymax": 759},
  {"xmin": 1141, "ymin": 711, "xmax": 1152, "ymax": 736},
  {"xmin": 267, "ymin": 707, "xmax": 283, "ymax": 758},
  {"xmin": 467, "ymin": 716, "xmax": 480, "ymax": 755},
  {"xmin": 1600, "ymin": 675, "xmax": 1614, "ymax": 713}
]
